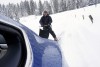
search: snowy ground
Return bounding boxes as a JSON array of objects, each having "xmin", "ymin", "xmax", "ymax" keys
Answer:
[{"xmin": 20, "ymin": 4, "xmax": 100, "ymax": 67}]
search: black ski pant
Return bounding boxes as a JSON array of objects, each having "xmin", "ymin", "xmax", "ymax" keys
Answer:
[{"xmin": 43, "ymin": 26, "xmax": 56, "ymax": 38}]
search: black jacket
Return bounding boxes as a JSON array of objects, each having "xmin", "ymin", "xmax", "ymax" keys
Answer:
[{"xmin": 39, "ymin": 15, "xmax": 52, "ymax": 26}]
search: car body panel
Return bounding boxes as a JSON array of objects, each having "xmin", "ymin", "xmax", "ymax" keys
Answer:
[{"xmin": 0, "ymin": 14, "xmax": 62, "ymax": 67}]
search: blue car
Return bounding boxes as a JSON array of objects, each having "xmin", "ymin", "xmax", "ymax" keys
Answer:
[{"xmin": 0, "ymin": 15, "xmax": 62, "ymax": 67}]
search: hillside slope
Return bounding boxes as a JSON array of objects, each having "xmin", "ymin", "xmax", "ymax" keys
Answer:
[{"xmin": 20, "ymin": 4, "xmax": 100, "ymax": 67}]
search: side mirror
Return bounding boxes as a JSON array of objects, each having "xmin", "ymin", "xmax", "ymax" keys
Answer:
[{"xmin": 0, "ymin": 22, "xmax": 27, "ymax": 67}]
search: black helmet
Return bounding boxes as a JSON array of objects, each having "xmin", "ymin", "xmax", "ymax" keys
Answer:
[{"xmin": 43, "ymin": 11, "xmax": 48, "ymax": 13}]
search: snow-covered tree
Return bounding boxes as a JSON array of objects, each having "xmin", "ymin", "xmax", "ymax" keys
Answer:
[
  {"xmin": 88, "ymin": 0, "xmax": 95, "ymax": 6},
  {"xmin": 24, "ymin": 0, "xmax": 31, "ymax": 15},
  {"xmin": 50, "ymin": 0, "xmax": 59, "ymax": 13},
  {"xmin": 38, "ymin": 0, "xmax": 43, "ymax": 15},
  {"xmin": 6, "ymin": 3, "xmax": 15, "ymax": 19},
  {"xmin": 20, "ymin": 1, "xmax": 27, "ymax": 16},
  {"xmin": 0, "ymin": 0, "xmax": 100, "ymax": 20},
  {"xmin": 66, "ymin": 0, "xmax": 72, "ymax": 10},
  {"xmin": 30, "ymin": 0, "xmax": 36, "ymax": 15},
  {"xmin": 43, "ymin": 1, "xmax": 52, "ymax": 14},
  {"xmin": 62, "ymin": 0, "xmax": 67, "ymax": 11}
]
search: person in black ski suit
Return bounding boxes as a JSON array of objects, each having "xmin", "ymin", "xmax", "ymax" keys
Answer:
[{"xmin": 39, "ymin": 11, "xmax": 58, "ymax": 41}]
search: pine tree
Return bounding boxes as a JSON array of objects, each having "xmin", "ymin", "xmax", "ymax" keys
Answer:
[
  {"xmin": 61, "ymin": 0, "xmax": 67, "ymax": 11},
  {"xmin": 38, "ymin": 0, "xmax": 43, "ymax": 15},
  {"xmin": 48, "ymin": 4, "xmax": 52, "ymax": 14},
  {"xmin": 20, "ymin": 1, "xmax": 27, "ymax": 16},
  {"xmin": 2, "ymin": 5, "xmax": 6, "ymax": 15},
  {"xmin": 94, "ymin": 0, "xmax": 98, "ymax": 5},
  {"xmin": 76, "ymin": 0, "xmax": 80, "ymax": 8},
  {"xmin": 59, "ymin": 0, "xmax": 63, "ymax": 12},
  {"xmin": 43, "ymin": 1, "xmax": 52, "ymax": 14},
  {"xmin": 53, "ymin": 0, "xmax": 59, "ymax": 13},
  {"xmin": 24, "ymin": 0, "xmax": 31, "ymax": 15},
  {"xmin": 6, "ymin": 3, "xmax": 14, "ymax": 19},
  {"xmin": 88, "ymin": 0, "xmax": 95, "ymax": 6},
  {"xmin": 0, "ymin": 0, "xmax": 100, "ymax": 20},
  {"xmin": 13, "ymin": 4, "xmax": 21, "ymax": 21},
  {"xmin": 66, "ymin": 0, "xmax": 72, "ymax": 10},
  {"xmin": 30, "ymin": 0, "xmax": 35, "ymax": 15}
]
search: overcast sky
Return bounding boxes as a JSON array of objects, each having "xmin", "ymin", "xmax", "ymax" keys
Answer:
[{"xmin": 0, "ymin": 0, "xmax": 48, "ymax": 5}]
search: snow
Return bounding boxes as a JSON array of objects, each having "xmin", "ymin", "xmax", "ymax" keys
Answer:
[{"xmin": 20, "ymin": 4, "xmax": 100, "ymax": 67}]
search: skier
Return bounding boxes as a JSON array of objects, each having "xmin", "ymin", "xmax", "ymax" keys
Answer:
[
  {"xmin": 39, "ymin": 11, "xmax": 58, "ymax": 41},
  {"xmin": 89, "ymin": 15, "xmax": 93, "ymax": 23}
]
